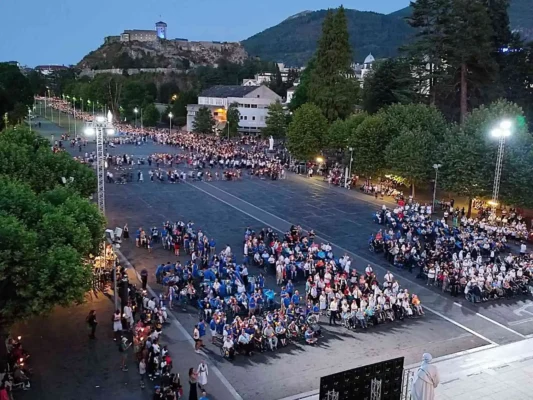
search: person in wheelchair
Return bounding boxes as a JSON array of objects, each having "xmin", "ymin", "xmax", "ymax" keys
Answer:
[
  {"xmin": 263, "ymin": 323, "xmax": 278, "ymax": 351},
  {"xmin": 222, "ymin": 335, "xmax": 235, "ymax": 360},
  {"xmin": 253, "ymin": 328, "xmax": 265, "ymax": 352},
  {"xmin": 275, "ymin": 323, "xmax": 287, "ymax": 347},
  {"xmin": 287, "ymin": 320, "xmax": 300, "ymax": 340},
  {"xmin": 237, "ymin": 329, "xmax": 253, "ymax": 356}
]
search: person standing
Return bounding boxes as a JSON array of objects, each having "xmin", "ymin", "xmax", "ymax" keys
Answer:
[
  {"xmin": 193, "ymin": 325, "xmax": 201, "ymax": 353},
  {"xmin": 188, "ymin": 367, "xmax": 198, "ymax": 400},
  {"xmin": 123, "ymin": 223, "xmax": 129, "ymax": 239},
  {"xmin": 86, "ymin": 310, "xmax": 98, "ymax": 339},
  {"xmin": 411, "ymin": 353, "xmax": 440, "ymax": 400},
  {"xmin": 119, "ymin": 336, "xmax": 131, "ymax": 371},
  {"xmin": 112, "ymin": 309, "xmax": 122, "ymax": 341},
  {"xmin": 197, "ymin": 361, "xmax": 208, "ymax": 391},
  {"xmin": 139, "ymin": 358, "xmax": 146, "ymax": 389},
  {"xmin": 140, "ymin": 268, "xmax": 148, "ymax": 290},
  {"xmin": 329, "ymin": 298, "xmax": 338, "ymax": 326}
]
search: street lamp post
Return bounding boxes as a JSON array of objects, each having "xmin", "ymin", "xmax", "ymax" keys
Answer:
[
  {"xmin": 72, "ymin": 97, "xmax": 77, "ymax": 137},
  {"xmin": 432, "ymin": 163, "xmax": 442, "ymax": 210},
  {"xmin": 168, "ymin": 112, "xmax": 173, "ymax": 133},
  {"xmin": 134, "ymin": 107, "xmax": 138, "ymax": 127},
  {"xmin": 85, "ymin": 111, "xmax": 118, "ymax": 310},
  {"xmin": 344, "ymin": 147, "xmax": 354, "ymax": 189},
  {"xmin": 27, "ymin": 107, "xmax": 32, "ymax": 132},
  {"xmin": 491, "ymin": 120, "xmax": 512, "ymax": 206}
]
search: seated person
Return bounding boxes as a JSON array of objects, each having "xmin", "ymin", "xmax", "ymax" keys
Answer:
[
  {"xmin": 222, "ymin": 335, "xmax": 235, "ymax": 360},
  {"xmin": 304, "ymin": 326, "xmax": 317, "ymax": 345}
]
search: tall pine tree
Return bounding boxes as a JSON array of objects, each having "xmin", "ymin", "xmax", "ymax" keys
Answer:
[{"xmin": 308, "ymin": 7, "xmax": 359, "ymax": 122}]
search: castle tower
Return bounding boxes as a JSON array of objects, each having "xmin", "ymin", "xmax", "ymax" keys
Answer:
[{"xmin": 156, "ymin": 21, "xmax": 167, "ymax": 39}]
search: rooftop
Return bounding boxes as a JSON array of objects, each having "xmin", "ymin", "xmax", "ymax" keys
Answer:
[{"xmin": 199, "ymin": 85, "xmax": 260, "ymax": 98}]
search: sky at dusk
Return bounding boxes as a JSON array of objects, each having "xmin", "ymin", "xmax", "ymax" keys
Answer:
[{"xmin": 1, "ymin": 0, "xmax": 410, "ymax": 67}]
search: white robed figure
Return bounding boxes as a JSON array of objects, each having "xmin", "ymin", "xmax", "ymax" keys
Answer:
[
  {"xmin": 411, "ymin": 353, "xmax": 440, "ymax": 400},
  {"xmin": 197, "ymin": 361, "xmax": 209, "ymax": 388},
  {"xmin": 269, "ymin": 136, "xmax": 274, "ymax": 151}
]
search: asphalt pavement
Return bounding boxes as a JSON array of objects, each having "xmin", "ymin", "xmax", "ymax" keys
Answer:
[{"xmin": 29, "ymin": 113, "xmax": 533, "ymax": 400}]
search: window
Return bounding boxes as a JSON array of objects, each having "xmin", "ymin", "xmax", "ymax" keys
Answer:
[
  {"xmin": 240, "ymin": 116, "xmax": 243, "ymax": 120},
  {"xmin": 252, "ymin": 116, "xmax": 256, "ymax": 121},
  {"xmin": 245, "ymin": 104, "xmax": 250, "ymax": 108},
  {"xmin": 244, "ymin": 116, "xmax": 248, "ymax": 120},
  {"xmin": 251, "ymin": 104, "xmax": 257, "ymax": 108},
  {"xmin": 257, "ymin": 95, "xmax": 260, "ymax": 98}
]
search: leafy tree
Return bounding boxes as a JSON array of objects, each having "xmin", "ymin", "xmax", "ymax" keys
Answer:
[
  {"xmin": 326, "ymin": 113, "xmax": 367, "ymax": 150},
  {"xmin": 0, "ymin": 128, "xmax": 96, "ymax": 197},
  {"xmin": 262, "ymin": 101, "xmax": 288, "ymax": 139},
  {"xmin": 226, "ymin": 102, "xmax": 240, "ymax": 138},
  {"xmin": 0, "ymin": 127, "xmax": 104, "ymax": 328},
  {"xmin": 362, "ymin": 58, "xmax": 417, "ymax": 114},
  {"xmin": 384, "ymin": 129, "xmax": 437, "ymax": 197},
  {"xmin": 289, "ymin": 57, "xmax": 315, "ymax": 112},
  {"xmin": 380, "ymin": 103, "xmax": 448, "ymax": 143},
  {"xmin": 0, "ymin": 63, "xmax": 33, "ymax": 129},
  {"xmin": 287, "ymin": 103, "xmax": 328, "ymax": 160},
  {"xmin": 142, "ymin": 103, "xmax": 160, "ymax": 127},
  {"xmin": 193, "ymin": 106, "xmax": 215, "ymax": 134},
  {"xmin": 348, "ymin": 114, "xmax": 390, "ymax": 177},
  {"xmin": 308, "ymin": 7, "xmax": 359, "ymax": 121},
  {"xmin": 439, "ymin": 99, "xmax": 533, "ymax": 213}
]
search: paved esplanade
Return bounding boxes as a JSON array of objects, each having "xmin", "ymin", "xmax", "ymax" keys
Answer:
[{"xmin": 32, "ymin": 115, "xmax": 533, "ymax": 400}]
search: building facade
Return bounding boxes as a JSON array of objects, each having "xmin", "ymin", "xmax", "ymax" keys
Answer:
[
  {"xmin": 120, "ymin": 21, "xmax": 167, "ymax": 42},
  {"xmin": 187, "ymin": 85, "xmax": 281, "ymax": 134}
]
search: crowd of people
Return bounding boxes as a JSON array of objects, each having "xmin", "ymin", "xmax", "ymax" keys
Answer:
[{"xmin": 371, "ymin": 201, "xmax": 533, "ymax": 302}]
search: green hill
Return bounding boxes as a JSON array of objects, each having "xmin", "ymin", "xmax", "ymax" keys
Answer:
[
  {"xmin": 242, "ymin": 0, "xmax": 533, "ymax": 67},
  {"xmin": 242, "ymin": 9, "xmax": 414, "ymax": 67}
]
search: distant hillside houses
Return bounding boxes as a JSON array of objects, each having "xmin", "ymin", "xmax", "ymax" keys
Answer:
[{"xmin": 241, "ymin": 63, "xmax": 303, "ymax": 86}]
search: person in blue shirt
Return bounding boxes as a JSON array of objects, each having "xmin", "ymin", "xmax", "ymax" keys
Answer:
[
  {"xmin": 198, "ymin": 319, "xmax": 206, "ymax": 341},
  {"xmin": 209, "ymin": 239, "xmax": 216, "ymax": 256},
  {"xmin": 199, "ymin": 390, "xmax": 209, "ymax": 400},
  {"xmin": 155, "ymin": 264, "xmax": 164, "ymax": 284},
  {"xmin": 257, "ymin": 273, "xmax": 265, "ymax": 289},
  {"xmin": 209, "ymin": 318, "xmax": 217, "ymax": 343},
  {"xmin": 248, "ymin": 295, "xmax": 256, "ymax": 317},
  {"xmin": 291, "ymin": 290, "xmax": 300, "ymax": 306},
  {"xmin": 286, "ymin": 281, "xmax": 294, "ymax": 297}
]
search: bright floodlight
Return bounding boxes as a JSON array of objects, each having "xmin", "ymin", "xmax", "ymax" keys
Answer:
[
  {"xmin": 433, "ymin": 163, "xmax": 442, "ymax": 169},
  {"xmin": 316, "ymin": 156, "xmax": 324, "ymax": 163},
  {"xmin": 106, "ymin": 128, "xmax": 115, "ymax": 135},
  {"xmin": 491, "ymin": 128, "xmax": 503, "ymax": 138},
  {"xmin": 96, "ymin": 116, "xmax": 105, "ymax": 123},
  {"xmin": 84, "ymin": 127, "xmax": 95, "ymax": 135},
  {"xmin": 168, "ymin": 112, "xmax": 173, "ymax": 119},
  {"xmin": 134, "ymin": 107, "xmax": 138, "ymax": 114},
  {"xmin": 500, "ymin": 120, "xmax": 512, "ymax": 130},
  {"xmin": 107, "ymin": 110, "xmax": 113, "ymax": 123}
]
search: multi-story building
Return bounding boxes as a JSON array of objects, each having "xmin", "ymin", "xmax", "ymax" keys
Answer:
[
  {"xmin": 187, "ymin": 85, "xmax": 281, "ymax": 134},
  {"xmin": 119, "ymin": 21, "xmax": 167, "ymax": 42}
]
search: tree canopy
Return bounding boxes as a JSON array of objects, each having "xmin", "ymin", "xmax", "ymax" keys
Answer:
[
  {"xmin": 0, "ymin": 127, "xmax": 104, "ymax": 329},
  {"xmin": 262, "ymin": 101, "xmax": 288, "ymax": 139},
  {"xmin": 287, "ymin": 103, "xmax": 329, "ymax": 160},
  {"xmin": 0, "ymin": 63, "xmax": 33, "ymax": 128},
  {"xmin": 193, "ymin": 106, "xmax": 215, "ymax": 134}
]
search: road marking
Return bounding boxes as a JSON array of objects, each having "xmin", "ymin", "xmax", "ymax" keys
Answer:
[
  {"xmin": 509, "ymin": 317, "xmax": 533, "ymax": 326},
  {"xmin": 112, "ymin": 244, "xmax": 243, "ymax": 400},
  {"xmin": 454, "ymin": 302, "xmax": 527, "ymax": 339},
  {"xmin": 186, "ymin": 181, "xmax": 499, "ymax": 346}
]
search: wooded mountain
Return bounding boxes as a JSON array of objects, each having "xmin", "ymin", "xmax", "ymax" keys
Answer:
[{"xmin": 242, "ymin": 0, "xmax": 533, "ymax": 66}]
